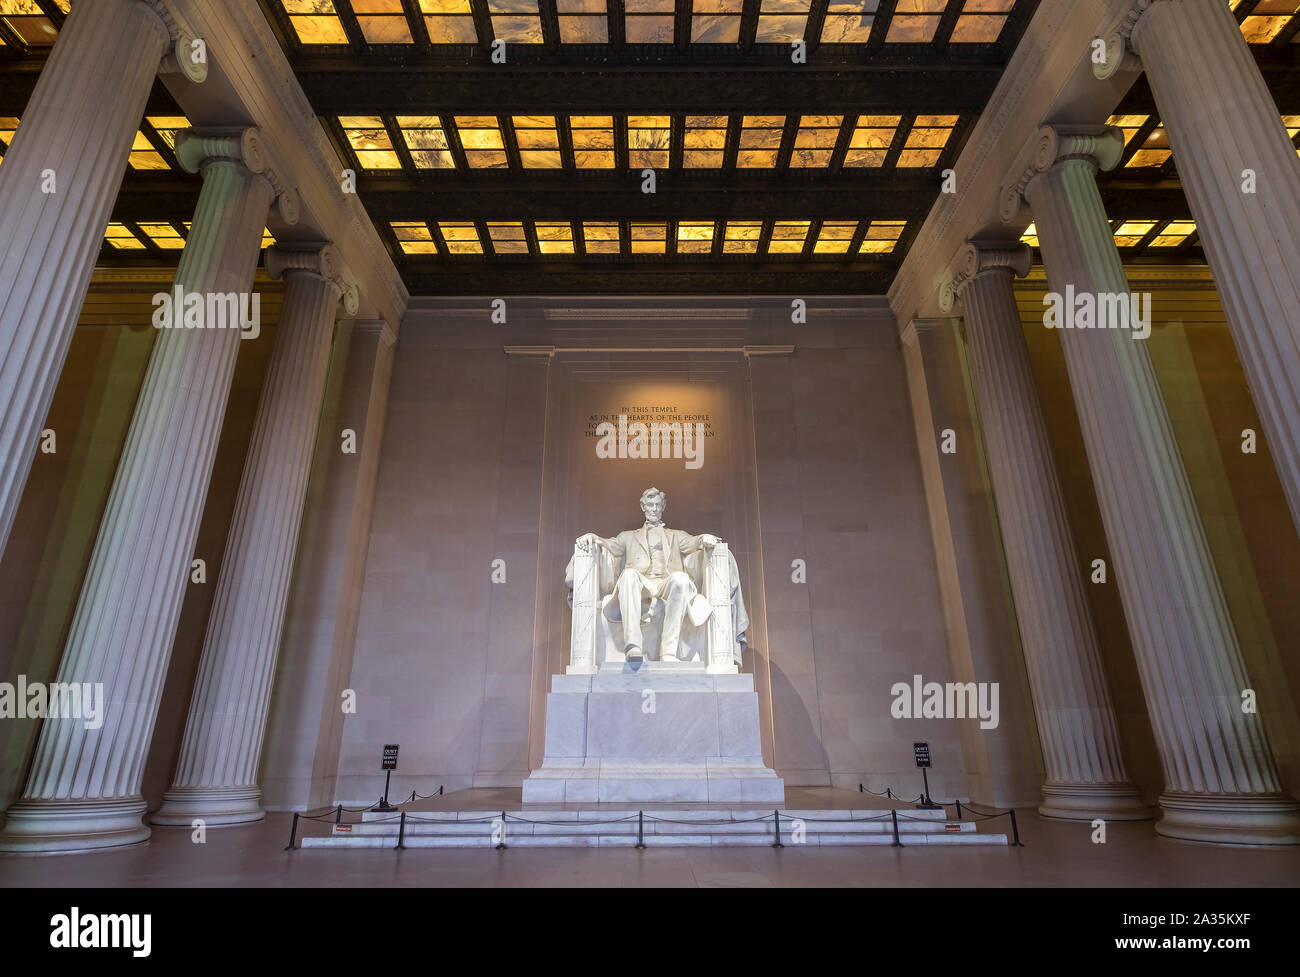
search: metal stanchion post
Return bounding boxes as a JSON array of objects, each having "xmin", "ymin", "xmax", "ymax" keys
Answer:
[
  {"xmin": 284, "ymin": 812, "xmax": 299, "ymax": 851},
  {"xmin": 397, "ymin": 811, "xmax": 407, "ymax": 850},
  {"xmin": 636, "ymin": 811, "xmax": 646, "ymax": 849},
  {"xmin": 1009, "ymin": 809, "xmax": 1025, "ymax": 847},
  {"xmin": 890, "ymin": 808, "xmax": 903, "ymax": 847},
  {"xmin": 772, "ymin": 810, "xmax": 784, "ymax": 848}
]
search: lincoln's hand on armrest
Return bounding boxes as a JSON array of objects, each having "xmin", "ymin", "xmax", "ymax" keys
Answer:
[
  {"xmin": 577, "ymin": 532, "xmax": 624, "ymax": 557},
  {"xmin": 688, "ymin": 533, "xmax": 720, "ymax": 552}
]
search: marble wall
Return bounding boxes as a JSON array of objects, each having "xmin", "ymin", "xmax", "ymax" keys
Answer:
[{"xmin": 326, "ymin": 298, "xmax": 974, "ymax": 805}]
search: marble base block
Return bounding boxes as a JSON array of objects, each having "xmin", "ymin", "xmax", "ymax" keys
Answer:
[{"xmin": 522, "ymin": 670, "xmax": 784, "ymax": 804}]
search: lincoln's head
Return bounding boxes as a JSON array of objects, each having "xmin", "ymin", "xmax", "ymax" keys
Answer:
[{"xmin": 640, "ymin": 487, "xmax": 666, "ymax": 526}]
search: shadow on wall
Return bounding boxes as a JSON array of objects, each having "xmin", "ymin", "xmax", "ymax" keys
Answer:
[{"xmin": 767, "ymin": 660, "xmax": 829, "ymax": 780}]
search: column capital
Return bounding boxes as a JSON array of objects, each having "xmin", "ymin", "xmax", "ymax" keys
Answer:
[
  {"xmin": 266, "ymin": 244, "xmax": 361, "ymax": 315},
  {"xmin": 999, "ymin": 124, "xmax": 1125, "ymax": 224},
  {"xmin": 175, "ymin": 128, "xmax": 300, "ymax": 226},
  {"xmin": 938, "ymin": 240, "xmax": 1032, "ymax": 313},
  {"xmin": 1093, "ymin": 0, "xmax": 1163, "ymax": 80},
  {"xmin": 137, "ymin": 0, "xmax": 209, "ymax": 84}
]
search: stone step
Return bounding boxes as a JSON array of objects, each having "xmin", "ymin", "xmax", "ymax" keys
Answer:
[
  {"xmin": 330, "ymin": 817, "xmax": 972, "ymax": 837},
  {"xmin": 302, "ymin": 829, "xmax": 1008, "ymax": 849},
  {"xmin": 359, "ymin": 806, "xmax": 951, "ymax": 823},
  {"xmin": 298, "ymin": 807, "xmax": 1009, "ymax": 848}
]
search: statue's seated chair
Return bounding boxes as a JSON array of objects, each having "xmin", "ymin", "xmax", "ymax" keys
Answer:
[{"xmin": 566, "ymin": 540, "xmax": 744, "ymax": 674}]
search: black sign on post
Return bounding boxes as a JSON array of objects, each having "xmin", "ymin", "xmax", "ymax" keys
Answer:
[
  {"xmin": 373, "ymin": 744, "xmax": 400, "ymax": 812},
  {"xmin": 912, "ymin": 742, "xmax": 941, "ymax": 809}
]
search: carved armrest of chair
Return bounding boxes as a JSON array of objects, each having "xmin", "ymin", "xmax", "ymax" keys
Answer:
[{"xmin": 566, "ymin": 539, "xmax": 600, "ymax": 675}]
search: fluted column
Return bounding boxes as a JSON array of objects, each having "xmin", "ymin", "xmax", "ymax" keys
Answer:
[
  {"xmin": 941, "ymin": 242, "xmax": 1146, "ymax": 821},
  {"xmin": 0, "ymin": 0, "xmax": 206, "ymax": 560},
  {"xmin": 0, "ymin": 129, "xmax": 298, "ymax": 854},
  {"xmin": 1001, "ymin": 125, "xmax": 1299, "ymax": 845},
  {"xmin": 1098, "ymin": 0, "xmax": 1300, "ymax": 536},
  {"xmin": 153, "ymin": 246, "xmax": 359, "ymax": 827}
]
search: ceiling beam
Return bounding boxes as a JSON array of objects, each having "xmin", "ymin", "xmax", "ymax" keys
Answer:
[
  {"xmin": 290, "ymin": 63, "xmax": 1007, "ymax": 115},
  {"xmin": 397, "ymin": 265, "xmax": 898, "ymax": 295}
]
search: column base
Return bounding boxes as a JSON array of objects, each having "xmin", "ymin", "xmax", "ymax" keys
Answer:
[
  {"xmin": 151, "ymin": 785, "xmax": 265, "ymax": 827},
  {"xmin": 0, "ymin": 796, "xmax": 150, "ymax": 855},
  {"xmin": 1155, "ymin": 791, "xmax": 1300, "ymax": 846},
  {"xmin": 1038, "ymin": 781, "xmax": 1151, "ymax": 821}
]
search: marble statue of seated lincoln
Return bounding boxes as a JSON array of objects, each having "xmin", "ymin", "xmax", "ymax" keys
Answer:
[{"xmin": 569, "ymin": 486, "xmax": 748, "ymax": 666}]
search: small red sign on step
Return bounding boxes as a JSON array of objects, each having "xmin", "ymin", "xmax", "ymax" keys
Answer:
[
  {"xmin": 335, "ymin": 825, "xmax": 353, "ymax": 833},
  {"xmin": 945, "ymin": 824, "xmax": 962, "ymax": 832}
]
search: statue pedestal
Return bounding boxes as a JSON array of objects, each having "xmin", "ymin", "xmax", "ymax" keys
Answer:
[{"xmin": 522, "ymin": 670, "xmax": 784, "ymax": 805}]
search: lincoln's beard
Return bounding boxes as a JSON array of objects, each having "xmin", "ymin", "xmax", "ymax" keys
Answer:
[{"xmin": 642, "ymin": 507, "xmax": 663, "ymax": 528}]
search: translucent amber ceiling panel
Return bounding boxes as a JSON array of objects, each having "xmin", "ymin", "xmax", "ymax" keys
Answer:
[
  {"xmin": 421, "ymin": 0, "xmax": 478, "ymax": 42},
  {"xmin": 1125, "ymin": 126, "xmax": 1170, "ymax": 168},
  {"xmin": 512, "ymin": 115, "xmax": 562, "ymax": 168},
  {"xmin": 628, "ymin": 115, "xmax": 671, "ymax": 168},
  {"xmin": 0, "ymin": 0, "xmax": 58, "ymax": 45},
  {"xmin": 535, "ymin": 221, "xmax": 576, "ymax": 253},
  {"xmin": 630, "ymin": 222, "xmax": 667, "ymax": 253},
  {"xmin": 105, "ymin": 223, "xmax": 146, "ymax": 250},
  {"xmin": 397, "ymin": 116, "xmax": 455, "ymax": 168},
  {"xmin": 756, "ymin": 0, "xmax": 810, "ymax": 42},
  {"xmin": 454, "ymin": 116, "xmax": 508, "ymax": 168},
  {"xmin": 583, "ymin": 221, "xmax": 621, "ymax": 253},
  {"xmin": 128, "ymin": 132, "xmax": 169, "ymax": 171},
  {"xmin": 1113, "ymin": 220, "xmax": 1157, "ymax": 246},
  {"xmin": 439, "ymin": 221, "xmax": 484, "ymax": 253},
  {"xmin": 676, "ymin": 221, "xmax": 716, "ymax": 253},
  {"xmin": 571, "ymin": 116, "xmax": 615, "ymax": 168},
  {"xmin": 339, "ymin": 115, "xmax": 402, "ymax": 169},
  {"xmin": 723, "ymin": 221, "xmax": 762, "ymax": 253},
  {"xmin": 137, "ymin": 222, "xmax": 186, "ymax": 250},
  {"xmin": 887, "ymin": 0, "xmax": 946, "ymax": 43},
  {"xmin": 896, "ymin": 114, "xmax": 957, "ymax": 167},
  {"xmin": 821, "ymin": 0, "xmax": 877, "ymax": 43},
  {"xmin": 488, "ymin": 221, "xmax": 529, "ymax": 254},
  {"xmin": 283, "ymin": 0, "xmax": 349, "ymax": 44},
  {"xmin": 859, "ymin": 219, "xmax": 905, "ymax": 253},
  {"xmin": 391, "ymin": 221, "xmax": 439, "ymax": 254},
  {"xmin": 950, "ymin": 0, "xmax": 1012, "ymax": 43},
  {"xmin": 558, "ymin": 0, "xmax": 608, "ymax": 41},
  {"xmin": 844, "ymin": 114, "xmax": 899, "ymax": 167},
  {"xmin": 738, "ymin": 116, "xmax": 784, "ymax": 167},
  {"xmin": 684, "ymin": 116, "xmax": 728, "ymax": 168},
  {"xmin": 352, "ymin": 0, "xmax": 414, "ymax": 42},
  {"xmin": 813, "ymin": 220, "xmax": 858, "ymax": 253},
  {"xmin": 489, "ymin": 0, "xmax": 543, "ymax": 42},
  {"xmin": 790, "ymin": 115, "xmax": 843, "ymax": 167},
  {"xmin": 692, "ymin": 0, "xmax": 743, "ymax": 42},
  {"xmin": 1150, "ymin": 220, "xmax": 1197, "ymax": 248},
  {"xmin": 767, "ymin": 219, "xmax": 810, "ymax": 253},
  {"xmin": 625, "ymin": 0, "xmax": 675, "ymax": 42}
]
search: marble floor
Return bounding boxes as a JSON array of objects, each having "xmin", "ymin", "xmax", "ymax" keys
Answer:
[{"xmin": 1, "ymin": 799, "xmax": 1296, "ymax": 887}]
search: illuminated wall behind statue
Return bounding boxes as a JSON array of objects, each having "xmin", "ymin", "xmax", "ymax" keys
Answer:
[{"xmin": 325, "ymin": 297, "xmax": 974, "ymax": 803}]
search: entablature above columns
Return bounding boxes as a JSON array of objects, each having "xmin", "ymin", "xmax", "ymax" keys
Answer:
[
  {"xmin": 137, "ymin": 0, "xmax": 409, "ymax": 335},
  {"xmin": 887, "ymin": 0, "xmax": 1145, "ymax": 328}
]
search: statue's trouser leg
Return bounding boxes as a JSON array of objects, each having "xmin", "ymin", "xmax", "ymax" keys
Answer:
[
  {"xmin": 659, "ymin": 572, "xmax": 693, "ymax": 660},
  {"xmin": 616, "ymin": 569, "xmax": 648, "ymax": 652}
]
